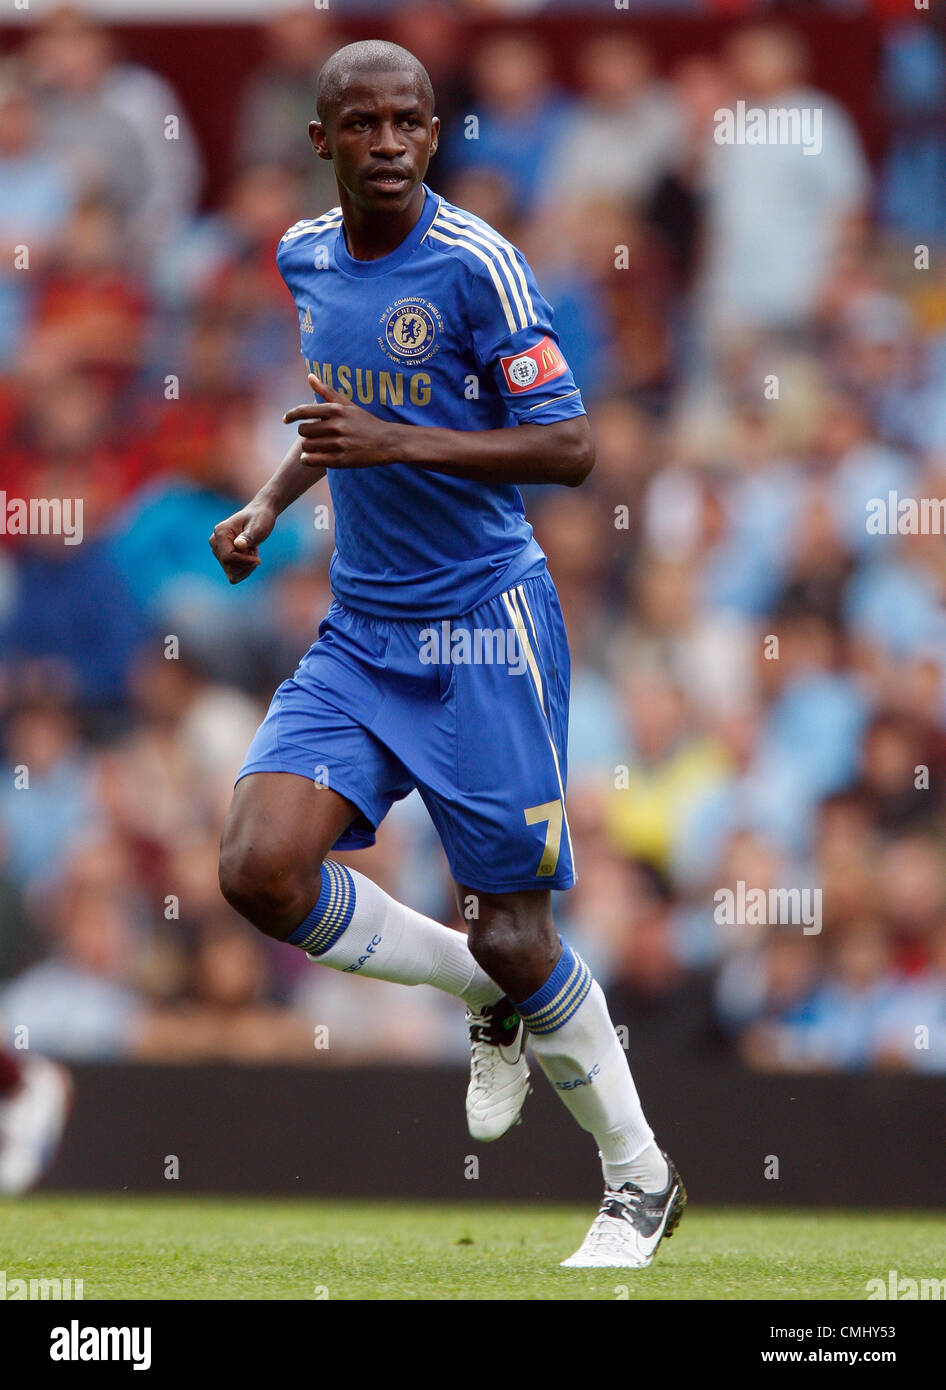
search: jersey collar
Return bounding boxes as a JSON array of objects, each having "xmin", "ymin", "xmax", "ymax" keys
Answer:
[{"xmin": 333, "ymin": 184, "xmax": 440, "ymax": 279}]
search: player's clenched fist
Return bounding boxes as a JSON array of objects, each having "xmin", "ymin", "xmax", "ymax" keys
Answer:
[
  {"xmin": 284, "ymin": 373, "xmax": 399, "ymax": 469},
  {"xmin": 208, "ymin": 499, "xmax": 277, "ymax": 584}
]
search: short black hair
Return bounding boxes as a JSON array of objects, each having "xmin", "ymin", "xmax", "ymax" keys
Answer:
[{"xmin": 316, "ymin": 40, "xmax": 434, "ymax": 123}]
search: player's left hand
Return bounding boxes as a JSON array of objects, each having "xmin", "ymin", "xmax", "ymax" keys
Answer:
[{"xmin": 284, "ymin": 374, "xmax": 399, "ymax": 469}]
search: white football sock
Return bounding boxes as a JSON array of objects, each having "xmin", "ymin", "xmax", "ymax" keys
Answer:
[
  {"xmin": 286, "ymin": 860, "xmax": 502, "ymax": 1009},
  {"xmin": 515, "ymin": 943, "xmax": 669, "ymax": 1193}
]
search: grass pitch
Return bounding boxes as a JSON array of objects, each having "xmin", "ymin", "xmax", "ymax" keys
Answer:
[{"xmin": 1, "ymin": 1197, "xmax": 943, "ymax": 1300}]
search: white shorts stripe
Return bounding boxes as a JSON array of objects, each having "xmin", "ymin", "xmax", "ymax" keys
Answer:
[{"xmin": 500, "ymin": 585, "xmax": 576, "ymax": 874}]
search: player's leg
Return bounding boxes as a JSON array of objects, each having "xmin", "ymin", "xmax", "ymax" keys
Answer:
[
  {"xmin": 458, "ymin": 883, "xmax": 685, "ymax": 1267},
  {"xmin": 221, "ymin": 606, "xmax": 526, "ymax": 1135},
  {"xmin": 458, "ymin": 881, "xmax": 672, "ymax": 1175},
  {"xmin": 218, "ymin": 770, "xmax": 500, "ymax": 1006},
  {"xmin": 422, "ymin": 571, "xmax": 684, "ymax": 1265},
  {"xmin": 218, "ymin": 771, "xmax": 353, "ymax": 939}
]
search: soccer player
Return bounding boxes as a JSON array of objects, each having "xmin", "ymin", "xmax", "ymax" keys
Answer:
[{"xmin": 211, "ymin": 39, "xmax": 685, "ymax": 1268}]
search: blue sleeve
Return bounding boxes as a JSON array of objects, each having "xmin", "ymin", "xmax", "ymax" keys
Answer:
[
  {"xmin": 468, "ymin": 247, "xmax": 586, "ymax": 425},
  {"xmin": 276, "ymin": 234, "xmax": 298, "ymax": 305}
]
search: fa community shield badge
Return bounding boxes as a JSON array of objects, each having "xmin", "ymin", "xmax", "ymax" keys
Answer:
[{"xmin": 380, "ymin": 298, "xmax": 442, "ymax": 364}]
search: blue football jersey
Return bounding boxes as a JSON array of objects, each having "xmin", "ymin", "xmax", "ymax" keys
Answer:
[{"xmin": 276, "ymin": 183, "xmax": 586, "ymax": 618}]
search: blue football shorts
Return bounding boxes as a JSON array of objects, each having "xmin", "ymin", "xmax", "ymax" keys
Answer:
[{"xmin": 236, "ymin": 567, "xmax": 576, "ymax": 893}]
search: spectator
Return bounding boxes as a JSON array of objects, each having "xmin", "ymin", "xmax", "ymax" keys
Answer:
[
  {"xmin": 0, "ymin": 698, "xmax": 99, "ymax": 892},
  {"xmin": 698, "ymin": 24, "xmax": 870, "ymax": 346},
  {"xmin": 25, "ymin": 6, "xmax": 202, "ymax": 259},
  {"xmin": 878, "ymin": 23, "xmax": 946, "ymax": 244},
  {"xmin": 537, "ymin": 35, "xmax": 683, "ymax": 211},
  {"xmin": 233, "ymin": 6, "xmax": 344, "ymax": 215},
  {"xmin": 0, "ymin": 838, "xmax": 147, "ymax": 1060},
  {"xmin": 0, "ymin": 66, "xmax": 75, "ymax": 366},
  {"xmin": 448, "ymin": 34, "xmax": 571, "ymax": 219}
]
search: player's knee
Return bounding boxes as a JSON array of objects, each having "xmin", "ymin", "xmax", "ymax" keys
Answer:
[
  {"xmin": 467, "ymin": 912, "xmax": 520, "ymax": 980},
  {"xmin": 218, "ymin": 836, "xmax": 315, "ymax": 937}
]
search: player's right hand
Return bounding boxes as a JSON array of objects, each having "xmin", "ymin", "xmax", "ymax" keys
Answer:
[{"xmin": 209, "ymin": 501, "xmax": 277, "ymax": 584}]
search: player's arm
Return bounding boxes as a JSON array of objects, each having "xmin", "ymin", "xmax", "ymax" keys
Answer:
[
  {"xmin": 208, "ymin": 436, "xmax": 326, "ymax": 585},
  {"xmin": 385, "ymin": 412, "xmax": 594, "ymax": 487},
  {"xmin": 285, "ymin": 374, "xmax": 595, "ymax": 488}
]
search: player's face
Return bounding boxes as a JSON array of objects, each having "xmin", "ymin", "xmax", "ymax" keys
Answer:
[{"xmin": 310, "ymin": 71, "xmax": 439, "ymax": 213}]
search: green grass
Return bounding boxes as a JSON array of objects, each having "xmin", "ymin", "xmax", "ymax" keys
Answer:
[{"xmin": 1, "ymin": 1197, "xmax": 944, "ymax": 1300}]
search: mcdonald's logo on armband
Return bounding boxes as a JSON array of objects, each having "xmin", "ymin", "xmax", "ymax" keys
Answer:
[{"xmin": 500, "ymin": 335, "xmax": 568, "ymax": 394}]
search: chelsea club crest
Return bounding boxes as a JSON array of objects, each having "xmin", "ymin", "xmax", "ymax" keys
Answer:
[{"xmin": 380, "ymin": 298, "xmax": 442, "ymax": 364}]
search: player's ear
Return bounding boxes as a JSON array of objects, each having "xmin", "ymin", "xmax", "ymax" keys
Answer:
[
  {"xmin": 309, "ymin": 120, "xmax": 333, "ymax": 161},
  {"xmin": 429, "ymin": 114, "xmax": 440, "ymax": 157}
]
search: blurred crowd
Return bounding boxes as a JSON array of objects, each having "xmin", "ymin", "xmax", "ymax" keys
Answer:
[{"xmin": 1, "ymin": 4, "xmax": 945, "ymax": 1073}]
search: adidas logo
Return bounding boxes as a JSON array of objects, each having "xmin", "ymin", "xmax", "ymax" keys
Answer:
[{"xmin": 300, "ymin": 306, "xmax": 314, "ymax": 334}]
